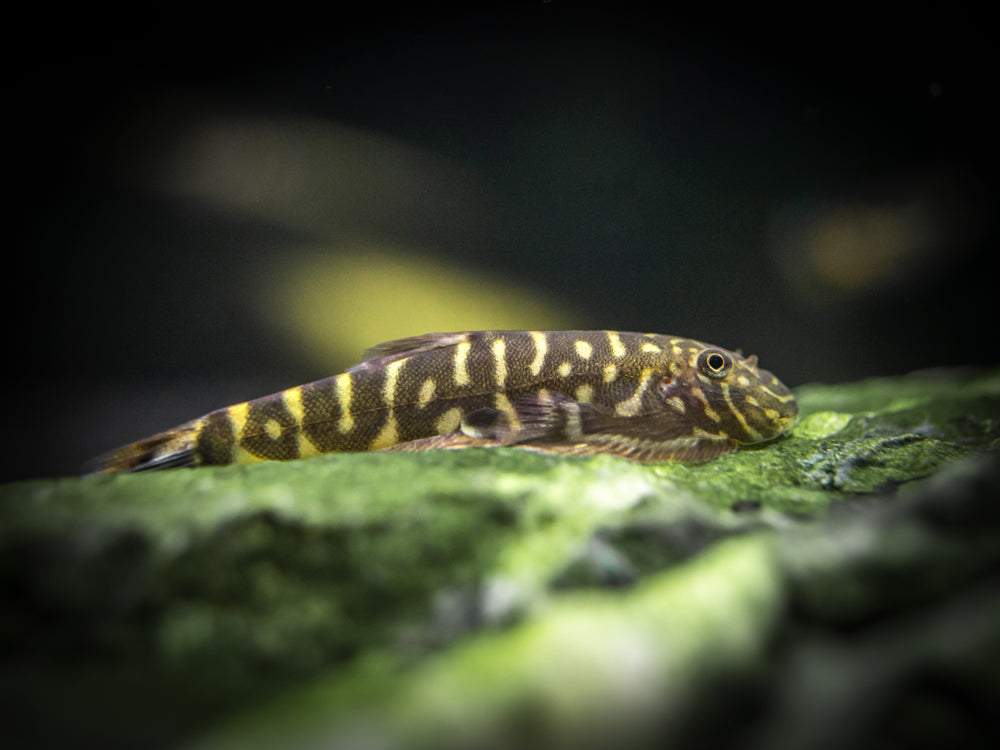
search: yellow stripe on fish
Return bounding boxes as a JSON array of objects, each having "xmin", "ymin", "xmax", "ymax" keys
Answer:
[{"xmin": 86, "ymin": 330, "xmax": 798, "ymax": 472}]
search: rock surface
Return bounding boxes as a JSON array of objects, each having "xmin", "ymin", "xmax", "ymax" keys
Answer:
[{"xmin": 2, "ymin": 368, "xmax": 998, "ymax": 749}]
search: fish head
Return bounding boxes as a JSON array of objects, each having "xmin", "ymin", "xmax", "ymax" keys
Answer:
[{"xmin": 668, "ymin": 344, "xmax": 798, "ymax": 445}]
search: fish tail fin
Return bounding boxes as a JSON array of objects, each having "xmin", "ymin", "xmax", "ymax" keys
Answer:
[{"xmin": 83, "ymin": 422, "xmax": 200, "ymax": 474}]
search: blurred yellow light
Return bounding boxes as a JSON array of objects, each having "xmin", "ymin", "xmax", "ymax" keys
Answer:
[{"xmin": 272, "ymin": 244, "xmax": 581, "ymax": 369}]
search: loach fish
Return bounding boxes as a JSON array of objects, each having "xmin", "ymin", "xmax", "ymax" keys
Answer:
[{"xmin": 86, "ymin": 330, "xmax": 798, "ymax": 473}]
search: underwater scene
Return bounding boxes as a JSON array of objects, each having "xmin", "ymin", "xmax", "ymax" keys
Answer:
[{"xmin": 4, "ymin": 9, "xmax": 998, "ymax": 750}]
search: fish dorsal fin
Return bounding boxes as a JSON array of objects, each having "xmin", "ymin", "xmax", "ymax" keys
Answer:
[{"xmin": 349, "ymin": 332, "xmax": 473, "ymax": 373}]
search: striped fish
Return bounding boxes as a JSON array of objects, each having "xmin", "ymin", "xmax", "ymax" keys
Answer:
[{"xmin": 87, "ymin": 330, "xmax": 798, "ymax": 473}]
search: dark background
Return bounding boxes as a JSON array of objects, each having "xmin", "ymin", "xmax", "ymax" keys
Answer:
[{"xmin": 7, "ymin": 7, "xmax": 997, "ymax": 481}]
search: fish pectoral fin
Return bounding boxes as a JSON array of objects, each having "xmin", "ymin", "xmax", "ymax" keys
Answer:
[
  {"xmin": 509, "ymin": 392, "xmax": 740, "ymax": 462},
  {"xmin": 377, "ymin": 397, "xmax": 600, "ymax": 455},
  {"xmin": 378, "ymin": 400, "xmax": 565, "ymax": 455},
  {"xmin": 350, "ymin": 331, "xmax": 473, "ymax": 372},
  {"xmin": 511, "ymin": 393, "xmax": 702, "ymax": 444},
  {"xmin": 458, "ymin": 407, "xmax": 522, "ymax": 443},
  {"xmin": 379, "ymin": 430, "xmax": 738, "ymax": 463},
  {"xmin": 524, "ymin": 435, "xmax": 740, "ymax": 463},
  {"xmin": 380, "ymin": 392, "xmax": 740, "ymax": 463},
  {"xmin": 374, "ymin": 405, "xmax": 515, "ymax": 453},
  {"xmin": 507, "ymin": 391, "xmax": 607, "ymax": 443}
]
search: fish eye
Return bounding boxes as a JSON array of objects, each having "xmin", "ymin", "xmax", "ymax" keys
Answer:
[{"xmin": 698, "ymin": 349, "xmax": 733, "ymax": 378}]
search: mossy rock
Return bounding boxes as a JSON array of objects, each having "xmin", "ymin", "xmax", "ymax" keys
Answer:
[{"xmin": 2, "ymin": 368, "xmax": 999, "ymax": 749}]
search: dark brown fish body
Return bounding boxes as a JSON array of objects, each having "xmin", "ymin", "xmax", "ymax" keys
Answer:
[{"xmin": 88, "ymin": 330, "xmax": 797, "ymax": 472}]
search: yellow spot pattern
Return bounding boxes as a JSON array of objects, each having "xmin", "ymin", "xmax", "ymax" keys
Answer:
[
  {"xmin": 454, "ymin": 341, "xmax": 471, "ymax": 386},
  {"xmin": 370, "ymin": 360, "xmax": 405, "ymax": 449},
  {"xmin": 721, "ymin": 382, "xmax": 763, "ymax": 441},
  {"xmin": 383, "ymin": 360, "xmax": 405, "ymax": 407},
  {"xmin": 229, "ymin": 402, "xmax": 250, "ymax": 435},
  {"xmin": 264, "ymin": 419, "xmax": 282, "ymax": 440},
  {"xmin": 529, "ymin": 331, "xmax": 547, "ymax": 377},
  {"xmin": 283, "ymin": 387, "xmax": 306, "ymax": 423},
  {"xmin": 436, "ymin": 407, "xmax": 463, "ymax": 434},
  {"xmin": 666, "ymin": 396, "xmax": 685, "ymax": 413},
  {"xmin": 494, "ymin": 392, "xmax": 521, "ymax": 430},
  {"xmin": 336, "ymin": 373, "xmax": 354, "ymax": 433},
  {"xmin": 228, "ymin": 401, "xmax": 258, "ymax": 464},
  {"xmin": 298, "ymin": 433, "xmax": 321, "ymax": 458},
  {"xmin": 615, "ymin": 369, "xmax": 652, "ymax": 416},
  {"xmin": 370, "ymin": 414, "xmax": 398, "ymax": 450},
  {"xmin": 689, "ymin": 383, "xmax": 722, "ymax": 423},
  {"xmin": 606, "ymin": 331, "xmax": 626, "ymax": 359},
  {"xmin": 418, "ymin": 378, "xmax": 436, "ymax": 408}
]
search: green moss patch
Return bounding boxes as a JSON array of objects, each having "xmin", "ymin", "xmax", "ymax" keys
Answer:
[{"xmin": 2, "ymin": 368, "xmax": 999, "ymax": 749}]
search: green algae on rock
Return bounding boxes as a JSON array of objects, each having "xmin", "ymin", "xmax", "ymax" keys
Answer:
[{"xmin": 1, "ymin": 367, "xmax": 998, "ymax": 750}]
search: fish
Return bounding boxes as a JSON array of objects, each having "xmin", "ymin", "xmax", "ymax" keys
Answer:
[{"xmin": 85, "ymin": 330, "xmax": 798, "ymax": 473}]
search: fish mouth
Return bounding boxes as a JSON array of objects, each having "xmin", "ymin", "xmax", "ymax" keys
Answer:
[
  {"xmin": 775, "ymin": 412, "xmax": 798, "ymax": 435},
  {"xmin": 758, "ymin": 401, "xmax": 798, "ymax": 439}
]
